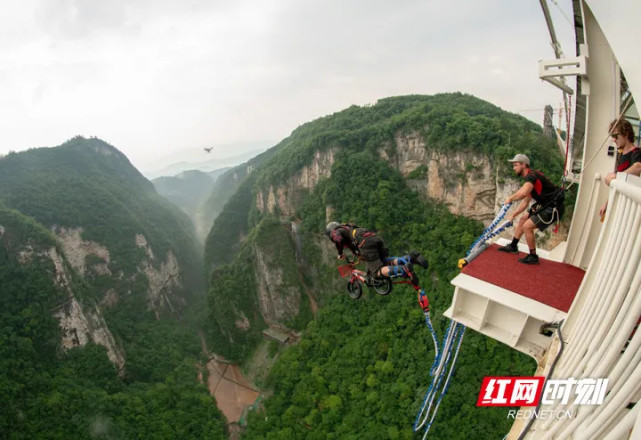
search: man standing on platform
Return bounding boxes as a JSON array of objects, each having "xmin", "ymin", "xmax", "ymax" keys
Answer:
[{"xmin": 498, "ymin": 154, "xmax": 564, "ymax": 265}]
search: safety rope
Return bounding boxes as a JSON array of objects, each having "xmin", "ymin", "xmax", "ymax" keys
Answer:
[
  {"xmin": 380, "ymin": 256, "xmax": 447, "ymax": 438},
  {"xmin": 478, "ymin": 220, "xmax": 513, "ymax": 245},
  {"xmin": 413, "ymin": 321, "xmax": 466, "ymax": 439},
  {"xmin": 562, "ymin": 94, "xmax": 572, "ymax": 183}
]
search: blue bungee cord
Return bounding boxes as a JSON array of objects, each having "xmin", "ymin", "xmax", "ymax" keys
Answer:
[
  {"xmin": 413, "ymin": 204, "xmax": 515, "ymax": 437},
  {"xmin": 413, "ymin": 321, "xmax": 466, "ymax": 439},
  {"xmin": 386, "ymin": 256, "xmax": 441, "ymax": 369},
  {"xmin": 419, "ymin": 324, "xmax": 465, "ymax": 439},
  {"xmin": 467, "ymin": 202, "xmax": 512, "ymax": 256},
  {"xmin": 460, "ymin": 203, "xmax": 513, "ymax": 268},
  {"xmin": 417, "ymin": 289, "xmax": 440, "ymax": 372}
]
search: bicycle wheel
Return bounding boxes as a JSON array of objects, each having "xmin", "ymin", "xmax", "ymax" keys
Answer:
[
  {"xmin": 347, "ymin": 281, "xmax": 362, "ymax": 299},
  {"xmin": 373, "ymin": 277, "xmax": 392, "ymax": 295}
]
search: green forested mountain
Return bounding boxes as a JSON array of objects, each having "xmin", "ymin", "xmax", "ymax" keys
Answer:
[
  {"xmin": 0, "ymin": 136, "xmax": 203, "ymax": 300},
  {"xmin": 202, "ymin": 93, "xmax": 562, "ymax": 438},
  {"xmin": 0, "ymin": 138, "xmax": 227, "ymax": 439}
]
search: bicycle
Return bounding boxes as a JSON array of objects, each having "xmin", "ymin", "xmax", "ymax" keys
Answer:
[{"xmin": 337, "ymin": 255, "xmax": 393, "ymax": 299}]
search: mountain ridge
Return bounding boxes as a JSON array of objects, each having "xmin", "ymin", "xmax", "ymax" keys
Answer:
[{"xmin": 202, "ymin": 92, "xmax": 560, "ymax": 438}]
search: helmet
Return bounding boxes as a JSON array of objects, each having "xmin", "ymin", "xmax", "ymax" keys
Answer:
[{"xmin": 325, "ymin": 221, "xmax": 340, "ymax": 237}]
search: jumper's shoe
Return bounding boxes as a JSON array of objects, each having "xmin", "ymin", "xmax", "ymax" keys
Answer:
[
  {"xmin": 403, "ymin": 263, "xmax": 420, "ymax": 286},
  {"xmin": 518, "ymin": 254, "xmax": 540, "ymax": 265},
  {"xmin": 497, "ymin": 243, "xmax": 518, "ymax": 253},
  {"xmin": 409, "ymin": 250, "xmax": 429, "ymax": 269}
]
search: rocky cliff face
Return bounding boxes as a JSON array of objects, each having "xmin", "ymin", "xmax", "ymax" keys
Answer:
[
  {"xmin": 52, "ymin": 227, "xmax": 187, "ymax": 368},
  {"xmin": 57, "ymin": 227, "xmax": 112, "ymax": 277},
  {"xmin": 380, "ymin": 132, "xmax": 568, "ymax": 246},
  {"xmin": 46, "ymin": 246, "xmax": 126, "ymax": 371},
  {"xmin": 252, "ymin": 243, "xmax": 301, "ymax": 325},
  {"xmin": 381, "ymin": 132, "xmax": 522, "ymax": 223},
  {"xmin": 57, "ymin": 228, "xmax": 185, "ymax": 317},
  {"xmin": 256, "ymin": 149, "xmax": 336, "ymax": 217},
  {"xmin": 135, "ymin": 234, "xmax": 184, "ymax": 318},
  {"xmin": 254, "ymin": 133, "xmax": 517, "ymax": 225}
]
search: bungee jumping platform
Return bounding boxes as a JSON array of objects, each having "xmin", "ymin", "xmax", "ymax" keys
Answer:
[{"xmin": 445, "ymin": 243, "xmax": 585, "ymax": 361}]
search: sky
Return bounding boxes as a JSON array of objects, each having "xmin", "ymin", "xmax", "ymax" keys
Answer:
[{"xmin": 0, "ymin": 0, "xmax": 575, "ymax": 174}]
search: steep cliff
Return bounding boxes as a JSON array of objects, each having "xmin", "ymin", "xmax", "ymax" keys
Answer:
[
  {"xmin": 255, "ymin": 149, "xmax": 337, "ymax": 217},
  {"xmin": 381, "ymin": 131, "xmax": 522, "ymax": 222},
  {"xmin": 254, "ymin": 133, "xmax": 522, "ymax": 224},
  {"xmin": 1, "ymin": 206, "xmax": 125, "ymax": 369},
  {"xmin": 0, "ymin": 205, "xmax": 227, "ymax": 438},
  {"xmin": 0, "ymin": 137, "xmax": 205, "ymax": 376},
  {"xmin": 199, "ymin": 146, "xmax": 280, "ymax": 247}
]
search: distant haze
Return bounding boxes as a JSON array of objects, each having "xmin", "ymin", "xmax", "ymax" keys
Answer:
[{"xmin": 142, "ymin": 142, "xmax": 269, "ymax": 178}]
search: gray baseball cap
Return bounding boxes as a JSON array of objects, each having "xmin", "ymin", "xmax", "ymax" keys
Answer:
[{"xmin": 508, "ymin": 154, "xmax": 530, "ymax": 165}]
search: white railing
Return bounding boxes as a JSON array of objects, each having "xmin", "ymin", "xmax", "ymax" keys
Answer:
[{"xmin": 521, "ymin": 175, "xmax": 641, "ymax": 439}]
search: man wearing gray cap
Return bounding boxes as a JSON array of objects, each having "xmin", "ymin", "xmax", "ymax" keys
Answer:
[{"xmin": 497, "ymin": 154, "xmax": 564, "ymax": 264}]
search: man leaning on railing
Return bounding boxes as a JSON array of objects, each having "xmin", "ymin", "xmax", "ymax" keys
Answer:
[{"xmin": 600, "ymin": 118, "xmax": 641, "ymax": 220}]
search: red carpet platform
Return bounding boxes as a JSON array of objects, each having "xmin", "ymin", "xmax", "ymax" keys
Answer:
[{"xmin": 462, "ymin": 244, "xmax": 586, "ymax": 312}]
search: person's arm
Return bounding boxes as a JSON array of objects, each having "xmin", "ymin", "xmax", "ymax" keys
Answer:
[
  {"xmin": 504, "ymin": 182, "xmax": 533, "ymax": 222},
  {"xmin": 604, "ymin": 172, "xmax": 617, "ymax": 186},
  {"xmin": 599, "ymin": 201, "xmax": 608, "ymax": 220},
  {"xmin": 336, "ymin": 243, "xmax": 347, "ymax": 259},
  {"xmin": 604, "ymin": 160, "xmax": 641, "ymax": 185},
  {"xmin": 505, "ymin": 182, "xmax": 534, "ymax": 205},
  {"xmin": 624, "ymin": 161, "xmax": 641, "ymax": 176},
  {"xmin": 507, "ymin": 196, "xmax": 531, "ymax": 222},
  {"xmin": 331, "ymin": 232, "xmax": 346, "ymax": 258}
]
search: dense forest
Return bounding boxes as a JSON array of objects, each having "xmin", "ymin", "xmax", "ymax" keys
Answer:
[
  {"xmin": 240, "ymin": 147, "xmax": 538, "ymax": 439},
  {"xmin": 201, "ymin": 93, "xmax": 563, "ymax": 438},
  {"xmin": 0, "ymin": 139, "xmax": 227, "ymax": 439},
  {"xmin": 200, "ymin": 144, "xmax": 281, "ymax": 253}
]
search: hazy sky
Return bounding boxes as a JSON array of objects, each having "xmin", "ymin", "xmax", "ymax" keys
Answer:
[{"xmin": 0, "ymin": 0, "xmax": 575, "ymax": 173}]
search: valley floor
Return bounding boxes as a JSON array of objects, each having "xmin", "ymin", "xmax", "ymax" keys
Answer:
[{"xmin": 207, "ymin": 358, "xmax": 260, "ymax": 423}]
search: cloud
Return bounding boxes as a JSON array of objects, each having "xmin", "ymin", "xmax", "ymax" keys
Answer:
[{"xmin": 0, "ymin": 0, "xmax": 576, "ymax": 171}]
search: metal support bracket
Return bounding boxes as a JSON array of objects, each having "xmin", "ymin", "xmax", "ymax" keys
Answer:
[{"xmin": 538, "ymin": 55, "xmax": 588, "ymax": 95}]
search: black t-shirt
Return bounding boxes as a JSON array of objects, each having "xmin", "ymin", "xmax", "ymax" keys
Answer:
[
  {"xmin": 524, "ymin": 169, "xmax": 561, "ymax": 206},
  {"xmin": 616, "ymin": 147, "xmax": 641, "ymax": 172}
]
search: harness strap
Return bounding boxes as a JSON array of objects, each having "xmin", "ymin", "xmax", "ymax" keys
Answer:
[{"xmin": 352, "ymin": 228, "xmax": 376, "ymax": 248}]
